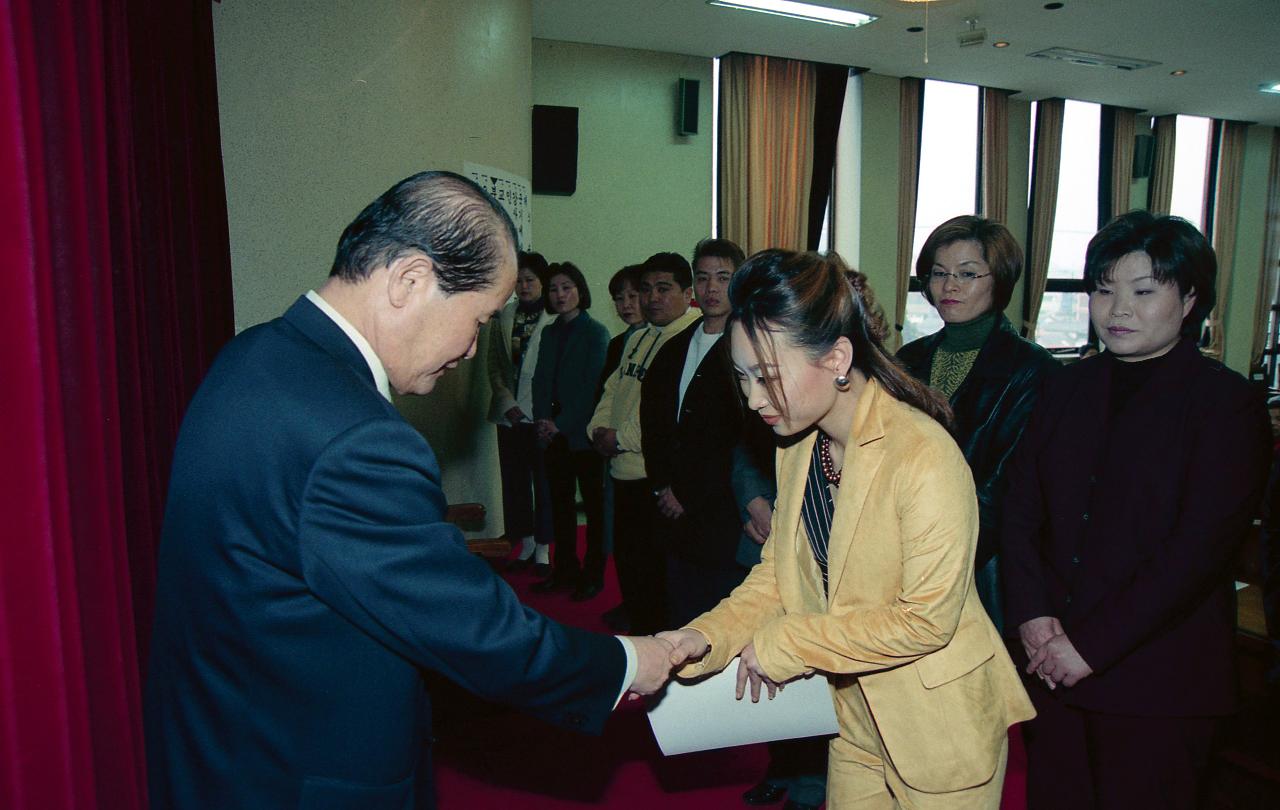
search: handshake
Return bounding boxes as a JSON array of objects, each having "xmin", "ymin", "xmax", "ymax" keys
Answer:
[
  {"xmin": 624, "ymin": 630, "xmax": 785, "ymax": 703},
  {"xmin": 624, "ymin": 630, "xmax": 708, "ymax": 697}
]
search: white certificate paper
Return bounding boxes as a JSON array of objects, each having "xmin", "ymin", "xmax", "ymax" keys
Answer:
[{"xmin": 646, "ymin": 660, "xmax": 839, "ymax": 756}]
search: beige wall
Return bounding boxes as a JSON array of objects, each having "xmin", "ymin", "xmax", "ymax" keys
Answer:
[
  {"xmin": 212, "ymin": 0, "xmax": 534, "ymax": 531},
  {"xmin": 531, "ymin": 39, "xmax": 713, "ymax": 335}
]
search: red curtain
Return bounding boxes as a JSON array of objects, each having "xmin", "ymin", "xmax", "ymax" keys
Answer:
[{"xmin": 0, "ymin": 0, "xmax": 233, "ymax": 807}]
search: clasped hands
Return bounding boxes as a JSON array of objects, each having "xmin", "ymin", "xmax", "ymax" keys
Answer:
[
  {"xmin": 627, "ymin": 629, "xmax": 786, "ymax": 703},
  {"xmin": 1018, "ymin": 616, "xmax": 1093, "ymax": 689}
]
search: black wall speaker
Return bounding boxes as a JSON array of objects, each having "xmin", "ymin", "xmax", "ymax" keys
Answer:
[
  {"xmin": 532, "ymin": 104, "xmax": 578, "ymax": 195},
  {"xmin": 1132, "ymin": 133, "xmax": 1155, "ymax": 179},
  {"xmin": 678, "ymin": 78, "xmax": 699, "ymax": 136}
]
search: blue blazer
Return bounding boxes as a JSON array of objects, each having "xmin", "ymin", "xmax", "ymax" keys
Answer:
[
  {"xmin": 532, "ymin": 311, "xmax": 609, "ymax": 452},
  {"xmin": 145, "ymin": 296, "xmax": 626, "ymax": 810}
]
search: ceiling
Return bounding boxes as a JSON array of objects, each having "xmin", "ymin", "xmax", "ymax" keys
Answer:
[{"xmin": 531, "ymin": 0, "xmax": 1280, "ymax": 126}]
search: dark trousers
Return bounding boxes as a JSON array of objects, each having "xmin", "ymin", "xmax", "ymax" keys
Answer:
[
  {"xmin": 1024, "ymin": 686, "xmax": 1219, "ymax": 810},
  {"xmin": 496, "ymin": 423, "xmax": 551, "ymax": 542},
  {"xmin": 544, "ymin": 436, "xmax": 605, "ymax": 584},
  {"xmin": 612, "ymin": 477, "xmax": 665, "ymax": 635},
  {"xmin": 763, "ymin": 736, "xmax": 829, "ymax": 805},
  {"xmin": 663, "ymin": 548, "xmax": 748, "ymax": 628}
]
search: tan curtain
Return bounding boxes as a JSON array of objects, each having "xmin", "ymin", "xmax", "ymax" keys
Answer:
[
  {"xmin": 892, "ymin": 77, "xmax": 924, "ymax": 351},
  {"xmin": 1148, "ymin": 114, "xmax": 1177, "ymax": 215},
  {"xmin": 1023, "ymin": 98, "xmax": 1064, "ymax": 341},
  {"xmin": 1206, "ymin": 120, "xmax": 1249, "ymax": 359},
  {"xmin": 718, "ymin": 53, "xmax": 817, "ymax": 255},
  {"xmin": 1109, "ymin": 107, "xmax": 1136, "ymax": 219},
  {"xmin": 980, "ymin": 87, "xmax": 1009, "ymax": 224},
  {"xmin": 1250, "ymin": 128, "xmax": 1280, "ymax": 373}
]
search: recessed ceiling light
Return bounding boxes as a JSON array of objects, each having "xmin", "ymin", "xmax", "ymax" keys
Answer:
[
  {"xmin": 907, "ymin": 25, "xmax": 923, "ymax": 33},
  {"xmin": 993, "ymin": 41, "xmax": 1011, "ymax": 48},
  {"xmin": 1044, "ymin": 2, "xmax": 1065, "ymax": 9},
  {"xmin": 1261, "ymin": 82, "xmax": 1280, "ymax": 95},
  {"xmin": 706, "ymin": 0, "xmax": 878, "ymax": 27},
  {"xmin": 1170, "ymin": 69, "xmax": 1187, "ymax": 77}
]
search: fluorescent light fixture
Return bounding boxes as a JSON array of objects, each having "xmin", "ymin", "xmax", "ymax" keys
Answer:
[
  {"xmin": 707, "ymin": 0, "xmax": 877, "ymax": 28},
  {"xmin": 1261, "ymin": 82, "xmax": 1280, "ymax": 95}
]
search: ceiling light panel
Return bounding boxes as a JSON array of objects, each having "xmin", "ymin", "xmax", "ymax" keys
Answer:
[{"xmin": 706, "ymin": 0, "xmax": 878, "ymax": 28}]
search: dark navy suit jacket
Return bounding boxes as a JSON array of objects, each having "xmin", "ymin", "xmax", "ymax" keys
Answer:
[{"xmin": 145, "ymin": 296, "xmax": 626, "ymax": 810}]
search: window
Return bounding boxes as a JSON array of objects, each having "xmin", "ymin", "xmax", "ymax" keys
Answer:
[
  {"xmin": 1032, "ymin": 99, "xmax": 1100, "ymax": 352},
  {"xmin": 902, "ymin": 79, "xmax": 979, "ymax": 345},
  {"xmin": 1168, "ymin": 114, "xmax": 1212, "ymax": 232}
]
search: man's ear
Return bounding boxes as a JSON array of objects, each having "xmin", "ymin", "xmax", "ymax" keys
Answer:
[
  {"xmin": 386, "ymin": 254, "xmax": 438, "ymax": 309},
  {"xmin": 683, "ymin": 286, "xmax": 693, "ymax": 304}
]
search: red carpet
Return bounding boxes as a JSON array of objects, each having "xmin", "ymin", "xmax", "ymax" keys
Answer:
[{"xmin": 434, "ymin": 530, "xmax": 1028, "ymax": 808}]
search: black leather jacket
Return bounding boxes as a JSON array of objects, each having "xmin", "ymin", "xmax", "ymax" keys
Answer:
[{"xmin": 898, "ymin": 314, "xmax": 1060, "ymax": 568}]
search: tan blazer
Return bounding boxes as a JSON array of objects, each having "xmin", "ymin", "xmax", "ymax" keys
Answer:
[{"xmin": 683, "ymin": 379, "xmax": 1034, "ymax": 794}]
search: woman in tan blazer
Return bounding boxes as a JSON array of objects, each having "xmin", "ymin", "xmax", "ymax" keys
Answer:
[{"xmin": 661, "ymin": 250, "xmax": 1034, "ymax": 809}]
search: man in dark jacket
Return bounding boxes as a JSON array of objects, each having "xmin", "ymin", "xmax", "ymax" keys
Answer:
[
  {"xmin": 640, "ymin": 238, "xmax": 748, "ymax": 626},
  {"xmin": 144, "ymin": 171, "xmax": 674, "ymax": 810}
]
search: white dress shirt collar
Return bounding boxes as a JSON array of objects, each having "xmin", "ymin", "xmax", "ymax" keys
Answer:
[{"xmin": 306, "ymin": 290, "xmax": 392, "ymax": 402}]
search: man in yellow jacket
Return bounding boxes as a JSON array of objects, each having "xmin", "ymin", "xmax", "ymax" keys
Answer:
[{"xmin": 588, "ymin": 252, "xmax": 698, "ymax": 634}]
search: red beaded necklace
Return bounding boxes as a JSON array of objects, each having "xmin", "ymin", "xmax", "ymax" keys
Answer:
[{"xmin": 817, "ymin": 431, "xmax": 842, "ymax": 487}]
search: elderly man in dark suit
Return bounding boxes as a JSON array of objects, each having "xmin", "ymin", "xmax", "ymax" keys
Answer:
[{"xmin": 144, "ymin": 171, "xmax": 673, "ymax": 810}]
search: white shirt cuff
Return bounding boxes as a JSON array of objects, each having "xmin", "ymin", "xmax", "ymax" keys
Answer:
[{"xmin": 614, "ymin": 636, "xmax": 639, "ymax": 708}]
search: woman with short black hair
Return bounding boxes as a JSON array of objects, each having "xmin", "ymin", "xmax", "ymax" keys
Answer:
[
  {"xmin": 898, "ymin": 215, "xmax": 1059, "ymax": 632},
  {"xmin": 532, "ymin": 262, "xmax": 610, "ymax": 599},
  {"xmin": 1002, "ymin": 211, "xmax": 1272, "ymax": 809}
]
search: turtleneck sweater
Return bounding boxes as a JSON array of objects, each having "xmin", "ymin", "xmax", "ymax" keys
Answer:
[{"xmin": 928, "ymin": 311, "xmax": 997, "ymax": 399}]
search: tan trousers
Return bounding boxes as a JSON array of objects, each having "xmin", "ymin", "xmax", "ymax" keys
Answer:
[{"xmin": 826, "ymin": 684, "xmax": 1008, "ymax": 809}]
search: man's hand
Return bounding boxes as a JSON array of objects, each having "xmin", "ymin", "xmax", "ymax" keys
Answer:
[
  {"xmin": 592, "ymin": 427, "xmax": 621, "ymax": 458},
  {"xmin": 735, "ymin": 642, "xmax": 781, "ymax": 702},
  {"xmin": 627, "ymin": 635, "xmax": 675, "ymax": 696},
  {"xmin": 1027, "ymin": 633, "xmax": 1093, "ymax": 688},
  {"xmin": 744, "ymin": 496, "xmax": 773, "ymax": 545},
  {"xmin": 505, "ymin": 406, "xmax": 526, "ymax": 424},
  {"xmin": 656, "ymin": 628, "xmax": 710, "ymax": 669},
  {"xmin": 656, "ymin": 486, "xmax": 685, "ymax": 519}
]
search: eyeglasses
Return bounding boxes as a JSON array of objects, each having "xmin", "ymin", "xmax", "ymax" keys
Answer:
[{"xmin": 929, "ymin": 270, "xmax": 991, "ymax": 285}]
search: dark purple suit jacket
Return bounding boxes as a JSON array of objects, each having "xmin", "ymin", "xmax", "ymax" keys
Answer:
[{"xmin": 1002, "ymin": 338, "xmax": 1270, "ymax": 716}]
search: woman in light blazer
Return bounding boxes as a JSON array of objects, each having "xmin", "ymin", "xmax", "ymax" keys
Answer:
[{"xmin": 662, "ymin": 250, "xmax": 1034, "ymax": 809}]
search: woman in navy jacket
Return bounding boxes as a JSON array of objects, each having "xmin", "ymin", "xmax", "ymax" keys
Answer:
[
  {"xmin": 532, "ymin": 262, "xmax": 610, "ymax": 599},
  {"xmin": 1002, "ymin": 212, "xmax": 1271, "ymax": 809}
]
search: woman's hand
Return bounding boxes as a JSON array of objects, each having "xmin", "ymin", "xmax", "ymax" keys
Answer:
[
  {"xmin": 744, "ymin": 496, "xmax": 773, "ymax": 544},
  {"xmin": 735, "ymin": 642, "xmax": 782, "ymax": 702},
  {"xmin": 656, "ymin": 628, "xmax": 710, "ymax": 669},
  {"xmin": 1028, "ymin": 633, "xmax": 1093, "ymax": 688}
]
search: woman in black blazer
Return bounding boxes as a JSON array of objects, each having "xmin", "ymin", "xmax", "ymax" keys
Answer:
[
  {"xmin": 1001, "ymin": 212, "xmax": 1271, "ymax": 810},
  {"xmin": 532, "ymin": 262, "xmax": 610, "ymax": 599},
  {"xmin": 898, "ymin": 216, "xmax": 1059, "ymax": 632}
]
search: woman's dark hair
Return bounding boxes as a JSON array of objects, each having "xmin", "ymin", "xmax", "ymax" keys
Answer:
[
  {"xmin": 608, "ymin": 264, "xmax": 643, "ymax": 297},
  {"xmin": 518, "ymin": 250, "xmax": 549, "ymax": 284},
  {"xmin": 915, "ymin": 215, "xmax": 1022, "ymax": 312},
  {"xmin": 543, "ymin": 261, "xmax": 592, "ymax": 314},
  {"xmin": 729, "ymin": 250, "xmax": 952, "ymax": 428},
  {"xmin": 1083, "ymin": 211, "xmax": 1215, "ymax": 339},
  {"xmin": 692, "ymin": 238, "xmax": 746, "ymax": 271},
  {"xmin": 330, "ymin": 171, "xmax": 517, "ymax": 293}
]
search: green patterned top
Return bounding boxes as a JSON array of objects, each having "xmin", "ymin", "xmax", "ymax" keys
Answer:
[{"xmin": 928, "ymin": 311, "xmax": 996, "ymax": 400}]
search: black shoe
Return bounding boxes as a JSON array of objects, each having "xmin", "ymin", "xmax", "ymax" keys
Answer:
[
  {"xmin": 742, "ymin": 781, "xmax": 787, "ymax": 806},
  {"xmin": 570, "ymin": 580, "xmax": 603, "ymax": 602},
  {"xmin": 782, "ymin": 801, "xmax": 819, "ymax": 810},
  {"xmin": 531, "ymin": 573, "xmax": 577, "ymax": 594},
  {"xmin": 505, "ymin": 556, "xmax": 534, "ymax": 572},
  {"xmin": 532, "ymin": 562, "xmax": 552, "ymax": 578}
]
